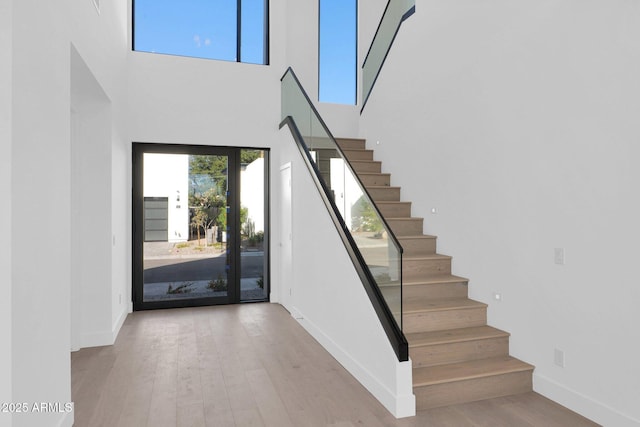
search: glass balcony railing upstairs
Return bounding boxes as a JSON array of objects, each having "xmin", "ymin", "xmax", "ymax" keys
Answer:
[
  {"xmin": 362, "ymin": 0, "xmax": 415, "ymax": 110},
  {"xmin": 280, "ymin": 67, "xmax": 408, "ymax": 362}
]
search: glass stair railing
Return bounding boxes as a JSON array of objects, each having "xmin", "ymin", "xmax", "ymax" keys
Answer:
[
  {"xmin": 280, "ymin": 67, "xmax": 408, "ymax": 362},
  {"xmin": 362, "ymin": 0, "xmax": 415, "ymax": 110}
]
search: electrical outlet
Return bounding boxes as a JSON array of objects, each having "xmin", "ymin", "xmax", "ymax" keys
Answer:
[
  {"xmin": 554, "ymin": 348, "xmax": 565, "ymax": 367},
  {"xmin": 492, "ymin": 292, "xmax": 502, "ymax": 302},
  {"xmin": 431, "ymin": 207, "xmax": 438, "ymax": 214},
  {"xmin": 554, "ymin": 248, "xmax": 565, "ymax": 265}
]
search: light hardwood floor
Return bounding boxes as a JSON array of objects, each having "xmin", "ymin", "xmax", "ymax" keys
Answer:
[{"xmin": 71, "ymin": 303, "xmax": 599, "ymax": 427}]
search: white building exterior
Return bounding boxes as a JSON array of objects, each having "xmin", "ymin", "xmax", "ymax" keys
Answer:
[
  {"xmin": 143, "ymin": 153, "xmax": 189, "ymax": 242},
  {"xmin": 241, "ymin": 157, "xmax": 266, "ymax": 234}
]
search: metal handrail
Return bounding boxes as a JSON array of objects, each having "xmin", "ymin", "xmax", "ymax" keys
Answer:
[
  {"xmin": 361, "ymin": 0, "xmax": 415, "ymax": 111},
  {"xmin": 280, "ymin": 67, "xmax": 408, "ymax": 361}
]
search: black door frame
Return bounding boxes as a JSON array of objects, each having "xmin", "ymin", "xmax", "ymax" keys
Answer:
[{"xmin": 132, "ymin": 142, "xmax": 269, "ymax": 311}]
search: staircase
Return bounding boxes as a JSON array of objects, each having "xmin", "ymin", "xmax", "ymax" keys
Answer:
[{"xmin": 336, "ymin": 137, "xmax": 534, "ymax": 410}]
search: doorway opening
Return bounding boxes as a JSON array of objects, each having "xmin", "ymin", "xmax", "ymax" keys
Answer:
[{"xmin": 133, "ymin": 143, "xmax": 269, "ymax": 310}]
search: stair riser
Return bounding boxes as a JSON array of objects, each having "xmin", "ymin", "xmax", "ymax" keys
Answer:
[
  {"xmin": 403, "ymin": 282, "xmax": 468, "ymax": 300},
  {"xmin": 336, "ymin": 138, "xmax": 366, "ymax": 150},
  {"xmin": 351, "ymin": 161, "xmax": 381, "ymax": 174},
  {"xmin": 398, "ymin": 238, "xmax": 437, "ymax": 256},
  {"xmin": 359, "ymin": 174, "xmax": 390, "ymax": 187},
  {"xmin": 403, "ymin": 258, "xmax": 451, "ymax": 281},
  {"xmin": 414, "ymin": 370, "xmax": 532, "ymax": 409},
  {"xmin": 378, "ymin": 203, "xmax": 412, "ymax": 218},
  {"xmin": 367, "ymin": 187, "xmax": 400, "ymax": 201},
  {"xmin": 343, "ymin": 150, "xmax": 374, "ymax": 161},
  {"xmin": 387, "ymin": 218, "xmax": 423, "ymax": 236},
  {"xmin": 404, "ymin": 307, "xmax": 486, "ymax": 334},
  {"xmin": 410, "ymin": 337, "xmax": 510, "ymax": 368}
]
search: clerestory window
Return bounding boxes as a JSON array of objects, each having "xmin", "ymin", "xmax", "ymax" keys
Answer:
[
  {"xmin": 133, "ymin": 0, "xmax": 269, "ymax": 65},
  {"xmin": 319, "ymin": 0, "xmax": 357, "ymax": 104}
]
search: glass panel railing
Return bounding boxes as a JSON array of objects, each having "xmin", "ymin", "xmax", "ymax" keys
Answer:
[
  {"xmin": 281, "ymin": 68, "xmax": 407, "ymax": 361},
  {"xmin": 361, "ymin": 0, "xmax": 415, "ymax": 109}
]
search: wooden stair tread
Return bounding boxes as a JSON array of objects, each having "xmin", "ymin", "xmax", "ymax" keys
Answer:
[
  {"xmin": 406, "ymin": 326, "xmax": 509, "ymax": 347},
  {"xmin": 336, "ymin": 137, "xmax": 366, "ymax": 142},
  {"xmin": 403, "ymin": 253, "xmax": 451, "ymax": 261},
  {"xmin": 381, "ymin": 274, "xmax": 467, "ymax": 287},
  {"xmin": 403, "ymin": 297, "xmax": 486, "ymax": 313},
  {"xmin": 398, "ymin": 234, "xmax": 437, "ymax": 240},
  {"xmin": 403, "ymin": 274, "xmax": 469, "ymax": 286},
  {"xmin": 359, "ymin": 172, "xmax": 390, "ymax": 176},
  {"xmin": 366, "ymin": 185, "xmax": 400, "ymax": 190},
  {"xmin": 377, "ymin": 201, "xmax": 411, "ymax": 205},
  {"xmin": 413, "ymin": 356, "xmax": 534, "ymax": 387},
  {"xmin": 386, "ymin": 216, "xmax": 423, "ymax": 222}
]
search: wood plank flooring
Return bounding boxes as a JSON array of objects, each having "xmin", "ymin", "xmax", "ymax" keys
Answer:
[{"xmin": 71, "ymin": 303, "xmax": 599, "ymax": 427}]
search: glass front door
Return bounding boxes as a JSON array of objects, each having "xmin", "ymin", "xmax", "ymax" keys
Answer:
[{"xmin": 133, "ymin": 144, "xmax": 269, "ymax": 310}]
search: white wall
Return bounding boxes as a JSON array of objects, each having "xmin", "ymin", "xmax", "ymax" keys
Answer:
[
  {"xmin": 68, "ymin": 0, "xmax": 129, "ymax": 333},
  {"xmin": 104, "ymin": 0, "xmax": 132, "ymax": 326},
  {"xmin": 68, "ymin": 0, "xmax": 129, "ymax": 348},
  {"xmin": 11, "ymin": 1, "xmax": 73, "ymax": 425},
  {"xmin": 128, "ymin": 53, "xmax": 282, "ymax": 148},
  {"xmin": 112, "ymin": 136, "xmax": 131, "ymax": 319},
  {"xmin": 7, "ymin": 0, "xmax": 128, "ymax": 425},
  {"xmin": 70, "ymin": 46, "xmax": 114, "ymax": 349},
  {"xmin": 0, "ymin": 1, "xmax": 13, "ymax": 426},
  {"xmin": 276, "ymin": 129, "xmax": 415, "ymax": 417},
  {"xmin": 360, "ymin": 1, "xmax": 640, "ymax": 425}
]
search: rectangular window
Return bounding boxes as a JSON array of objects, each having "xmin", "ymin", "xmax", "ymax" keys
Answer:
[
  {"xmin": 241, "ymin": 0, "xmax": 269, "ymax": 64},
  {"xmin": 133, "ymin": 0, "xmax": 269, "ymax": 65},
  {"xmin": 319, "ymin": 0, "xmax": 357, "ymax": 104}
]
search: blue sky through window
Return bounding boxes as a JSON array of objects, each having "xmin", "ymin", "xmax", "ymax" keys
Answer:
[
  {"xmin": 134, "ymin": 0, "xmax": 264, "ymax": 63},
  {"xmin": 319, "ymin": 0, "xmax": 357, "ymax": 105},
  {"xmin": 134, "ymin": 1, "xmax": 356, "ymax": 103},
  {"xmin": 241, "ymin": 0, "xmax": 267, "ymax": 64}
]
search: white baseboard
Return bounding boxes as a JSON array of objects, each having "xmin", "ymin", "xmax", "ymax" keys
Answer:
[
  {"xmin": 80, "ymin": 330, "xmax": 114, "ymax": 349},
  {"xmin": 80, "ymin": 308, "xmax": 128, "ymax": 349},
  {"xmin": 290, "ymin": 306, "xmax": 303, "ymax": 320},
  {"xmin": 111, "ymin": 307, "xmax": 127, "ymax": 341},
  {"xmin": 534, "ymin": 373, "xmax": 640, "ymax": 427},
  {"xmin": 295, "ymin": 314, "xmax": 415, "ymax": 418}
]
